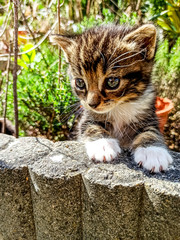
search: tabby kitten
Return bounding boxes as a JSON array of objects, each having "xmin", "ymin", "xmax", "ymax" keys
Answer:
[{"xmin": 50, "ymin": 24, "xmax": 173, "ymax": 172}]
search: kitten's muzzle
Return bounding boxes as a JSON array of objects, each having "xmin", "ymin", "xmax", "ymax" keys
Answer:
[
  {"xmin": 88, "ymin": 102, "xmax": 100, "ymax": 109},
  {"xmin": 87, "ymin": 92, "xmax": 101, "ymax": 109}
]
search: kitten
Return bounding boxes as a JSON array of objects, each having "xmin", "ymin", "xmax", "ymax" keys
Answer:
[{"xmin": 50, "ymin": 24, "xmax": 173, "ymax": 172}]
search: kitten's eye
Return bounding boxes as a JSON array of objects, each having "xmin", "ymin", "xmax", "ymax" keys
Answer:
[
  {"xmin": 105, "ymin": 77, "xmax": 120, "ymax": 89},
  {"xmin": 75, "ymin": 78, "xmax": 85, "ymax": 89}
]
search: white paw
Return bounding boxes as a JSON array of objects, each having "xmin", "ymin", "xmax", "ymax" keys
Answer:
[
  {"xmin": 85, "ymin": 138, "xmax": 121, "ymax": 162},
  {"xmin": 134, "ymin": 146, "xmax": 173, "ymax": 172}
]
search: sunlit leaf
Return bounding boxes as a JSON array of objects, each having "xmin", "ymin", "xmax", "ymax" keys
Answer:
[
  {"xmin": 157, "ymin": 17, "xmax": 173, "ymax": 31},
  {"xmin": 22, "ymin": 43, "xmax": 36, "ymax": 63},
  {"xmin": 156, "ymin": 1, "xmax": 180, "ymax": 36},
  {"xmin": 167, "ymin": 6, "xmax": 180, "ymax": 33},
  {"xmin": 17, "ymin": 59, "xmax": 28, "ymax": 70},
  {"xmin": 149, "ymin": 10, "xmax": 168, "ymax": 21},
  {"xmin": 0, "ymin": 16, "xmax": 5, "ymax": 26}
]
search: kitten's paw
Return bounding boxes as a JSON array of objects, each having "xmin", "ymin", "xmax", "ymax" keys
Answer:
[
  {"xmin": 134, "ymin": 146, "xmax": 173, "ymax": 172},
  {"xmin": 85, "ymin": 138, "xmax": 121, "ymax": 163}
]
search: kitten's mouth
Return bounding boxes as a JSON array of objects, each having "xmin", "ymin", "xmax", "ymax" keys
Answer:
[
  {"xmin": 89, "ymin": 105, "xmax": 115, "ymax": 114},
  {"xmin": 81, "ymin": 100, "xmax": 117, "ymax": 114}
]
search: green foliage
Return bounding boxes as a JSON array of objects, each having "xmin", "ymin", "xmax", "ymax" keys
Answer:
[
  {"xmin": 16, "ymin": 43, "xmax": 36, "ymax": 70},
  {"xmin": 143, "ymin": 0, "xmax": 167, "ymax": 16},
  {"xmin": 119, "ymin": 12, "xmax": 138, "ymax": 25},
  {"xmin": 158, "ymin": 1, "xmax": 180, "ymax": 37},
  {"xmin": 21, "ymin": 43, "xmax": 36, "ymax": 63},
  {"xmin": 152, "ymin": 37, "xmax": 180, "ymax": 99},
  {"xmin": 73, "ymin": 8, "xmax": 138, "ymax": 33},
  {"xmin": 169, "ymin": 37, "xmax": 180, "ymax": 72},
  {"xmin": 2, "ymin": 43, "xmax": 77, "ymax": 140},
  {"xmin": 0, "ymin": 16, "xmax": 5, "ymax": 25},
  {"xmin": 154, "ymin": 37, "xmax": 180, "ymax": 76},
  {"xmin": 154, "ymin": 39, "xmax": 169, "ymax": 72},
  {"xmin": 102, "ymin": 8, "xmax": 116, "ymax": 23},
  {"xmin": 73, "ymin": 9, "xmax": 115, "ymax": 33},
  {"xmin": 150, "ymin": 0, "xmax": 180, "ymax": 39}
]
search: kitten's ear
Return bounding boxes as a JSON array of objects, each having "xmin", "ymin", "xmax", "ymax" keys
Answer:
[
  {"xmin": 49, "ymin": 34, "xmax": 76, "ymax": 61},
  {"xmin": 123, "ymin": 24, "xmax": 157, "ymax": 60}
]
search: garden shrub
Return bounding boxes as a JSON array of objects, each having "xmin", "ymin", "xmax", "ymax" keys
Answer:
[
  {"xmin": 152, "ymin": 37, "xmax": 180, "ymax": 100},
  {"xmin": 0, "ymin": 43, "xmax": 78, "ymax": 140},
  {"xmin": 152, "ymin": 37, "xmax": 180, "ymax": 151}
]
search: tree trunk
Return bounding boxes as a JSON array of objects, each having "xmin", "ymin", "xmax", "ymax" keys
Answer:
[{"xmin": 13, "ymin": 0, "xmax": 19, "ymax": 138}]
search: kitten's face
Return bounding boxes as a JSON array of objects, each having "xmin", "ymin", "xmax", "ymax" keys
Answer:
[{"xmin": 50, "ymin": 24, "xmax": 156, "ymax": 114}]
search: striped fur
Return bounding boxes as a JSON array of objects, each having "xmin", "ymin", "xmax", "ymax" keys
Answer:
[{"xmin": 50, "ymin": 24, "xmax": 173, "ymax": 172}]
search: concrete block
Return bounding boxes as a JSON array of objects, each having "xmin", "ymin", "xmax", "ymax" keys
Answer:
[
  {"xmin": 29, "ymin": 141, "xmax": 88, "ymax": 240},
  {"xmin": 82, "ymin": 164, "xmax": 144, "ymax": 240},
  {"xmin": 0, "ymin": 134, "xmax": 179, "ymax": 240},
  {"xmin": 82, "ymin": 151, "xmax": 180, "ymax": 240},
  {"xmin": 140, "ymin": 179, "xmax": 180, "ymax": 240},
  {"xmin": 0, "ymin": 136, "xmax": 53, "ymax": 240}
]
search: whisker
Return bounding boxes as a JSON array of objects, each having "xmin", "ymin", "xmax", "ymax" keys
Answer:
[
  {"xmin": 97, "ymin": 49, "xmax": 106, "ymax": 65},
  {"xmin": 108, "ymin": 49, "xmax": 137, "ymax": 67},
  {"xmin": 112, "ymin": 58, "xmax": 145, "ymax": 69},
  {"xmin": 60, "ymin": 103, "xmax": 80, "ymax": 115},
  {"xmin": 60, "ymin": 105, "xmax": 81, "ymax": 123},
  {"xmin": 115, "ymin": 111, "xmax": 137, "ymax": 140},
  {"xmin": 63, "ymin": 107, "xmax": 83, "ymax": 127},
  {"xmin": 42, "ymin": 101, "xmax": 79, "ymax": 111},
  {"xmin": 69, "ymin": 108, "xmax": 83, "ymax": 131},
  {"xmin": 107, "ymin": 46, "xmax": 119, "ymax": 64},
  {"xmin": 117, "ymin": 89, "xmax": 126, "ymax": 99},
  {"xmin": 109, "ymin": 49, "xmax": 146, "ymax": 68},
  {"xmin": 56, "ymin": 102, "xmax": 80, "ymax": 110}
]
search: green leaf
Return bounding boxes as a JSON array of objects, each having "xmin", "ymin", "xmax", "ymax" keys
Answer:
[
  {"xmin": 0, "ymin": 16, "xmax": 5, "ymax": 26},
  {"xmin": 17, "ymin": 58, "xmax": 28, "ymax": 70},
  {"xmin": 167, "ymin": 6, "xmax": 180, "ymax": 33},
  {"xmin": 149, "ymin": 10, "xmax": 168, "ymax": 21},
  {"xmin": 157, "ymin": 17, "xmax": 173, "ymax": 31},
  {"xmin": 21, "ymin": 43, "xmax": 36, "ymax": 63}
]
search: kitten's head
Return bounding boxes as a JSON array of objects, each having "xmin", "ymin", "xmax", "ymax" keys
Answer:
[{"xmin": 50, "ymin": 24, "xmax": 157, "ymax": 114}]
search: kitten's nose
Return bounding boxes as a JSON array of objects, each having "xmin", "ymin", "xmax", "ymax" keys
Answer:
[
  {"xmin": 88, "ymin": 102, "xmax": 99, "ymax": 109},
  {"xmin": 87, "ymin": 92, "xmax": 101, "ymax": 109}
]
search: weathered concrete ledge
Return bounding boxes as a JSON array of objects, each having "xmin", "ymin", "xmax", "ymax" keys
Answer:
[{"xmin": 0, "ymin": 133, "xmax": 179, "ymax": 240}]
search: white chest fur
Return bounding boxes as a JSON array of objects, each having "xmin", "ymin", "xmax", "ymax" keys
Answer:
[{"xmin": 109, "ymin": 87, "xmax": 155, "ymax": 139}]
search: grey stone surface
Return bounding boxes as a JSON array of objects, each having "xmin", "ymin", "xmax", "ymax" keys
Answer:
[
  {"xmin": 82, "ymin": 165, "xmax": 144, "ymax": 240},
  {"xmin": 29, "ymin": 141, "xmax": 88, "ymax": 240},
  {"xmin": 81, "ymin": 151, "xmax": 180, "ymax": 240},
  {"xmin": 0, "ymin": 133, "xmax": 15, "ymax": 149},
  {"xmin": 0, "ymin": 134, "xmax": 179, "ymax": 240},
  {"xmin": 0, "ymin": 136, "xmax": 53, "ymax": 240},
  {"xmin": 140, "ymin": 179, "xmax": 180, "ymax": 240}
]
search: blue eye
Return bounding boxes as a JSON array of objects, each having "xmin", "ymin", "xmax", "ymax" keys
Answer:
[
  {"xmin": 105, "ymin": 77, "xmax": 120, "ymax": 89},
  {"xmin": 75, "ymin": 78, "xmax": 85, "ymax": 89}
]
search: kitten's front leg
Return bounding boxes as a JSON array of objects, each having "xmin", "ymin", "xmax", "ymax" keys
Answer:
[
  {"xmin": 132, "ymin": 127, "xmax": 173, "ymax": 172},
  {"xmin": 86, "ymin": 138, "xmax": 121, "ymax": 162},
  {"xmin": 80, "ymin": 124, "xmax": 121, "ymax": 162}
]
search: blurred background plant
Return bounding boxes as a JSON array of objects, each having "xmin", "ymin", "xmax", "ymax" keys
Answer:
[
  {"xmin": 152, "ymin": 37, "xmax": 180, "ymax": 151},
  {"xmin": 151, "ymin": 0, "xmax": 180, "ymax": 41},
  {"xmin": 0, "ymin": 0, "xmax": 179, "ymax": 150}
]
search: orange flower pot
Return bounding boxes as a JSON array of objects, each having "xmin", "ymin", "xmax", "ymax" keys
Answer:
[{"xmin": 155, "ymin": 97, "xmax": 173, "ymax": 133}]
